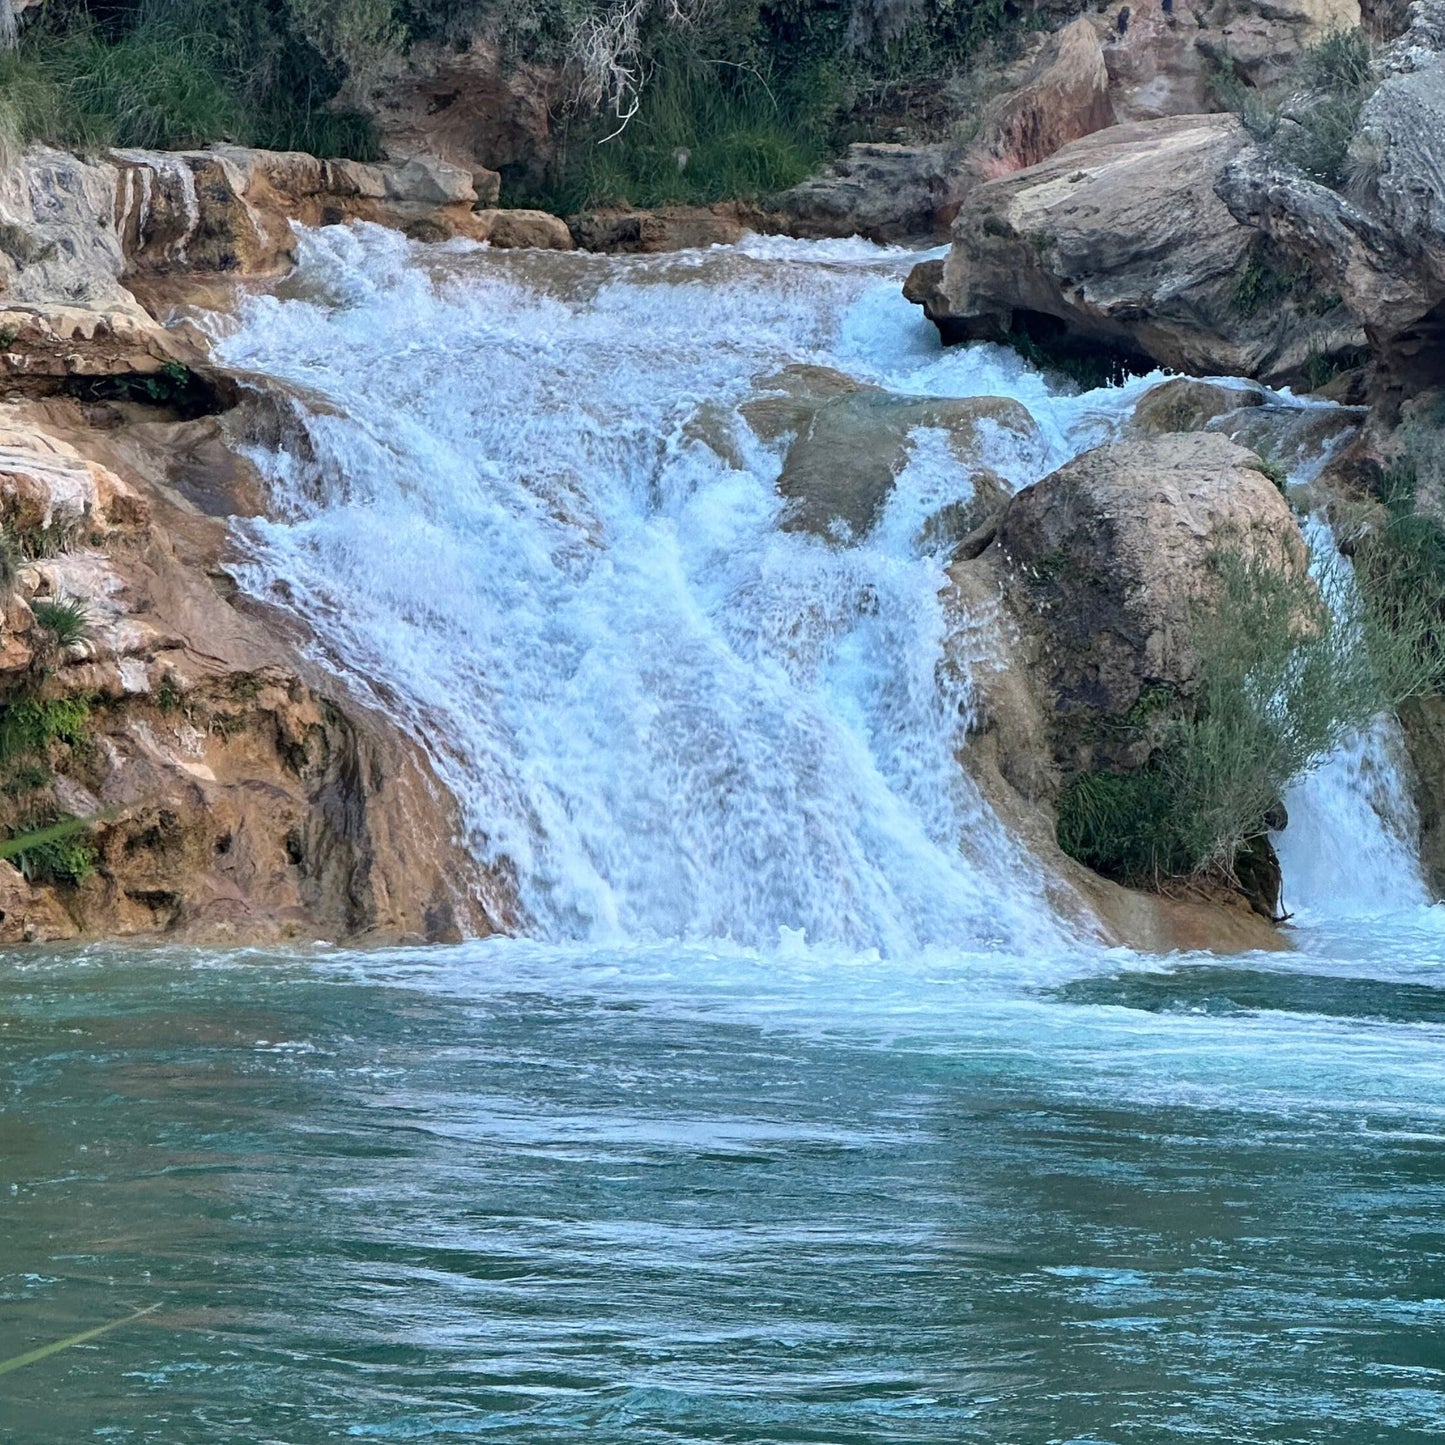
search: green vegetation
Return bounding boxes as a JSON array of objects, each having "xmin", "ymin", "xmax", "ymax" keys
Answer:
[
  {"xmin": 11, "ymin": 814, "xmax": 98, "ymax": 885},
  {"xmin": 1210, "ymin": 28, "xmax": 1376, "ymax": 191},
  {"xmin": 0, "ymin": 697, "xmax": 92, "ymax": 762},
  {"xmin": 0, "ymin": 698, "xmax": 101, "ymax": 885},
  {"xmin": 551, "ymin": 61, "xmax": 830, "ymax": 211},
  {"xmin": 0, "ymin": 0, "xmax": 1028, "ymax": 205},
  {"xmin": 0, "ymin": 0, "xmax": 385, "ymax": 157},
  {"xmin": 65, "ymin": 361, "xmax": 221, "ymax": 418},
  {"xmin": 31, "ymin": 597, "xmax": 91, "ymax": 649},
  {"xmin": 1249, "ymin": 455, "xmax": 1289, "ymax": 493},
  {"xmin": 1057, "ymin": 543, "xmax": 1445, "ymax": 892},
  {"xmin": 1232, "ymin": 250, "xmax": 1312, "ymax": 318}
]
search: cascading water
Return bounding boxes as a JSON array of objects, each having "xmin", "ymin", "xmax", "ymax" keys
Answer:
[
  {"xmin": 214, "ymin": 224, "xmax": 1432, "ymax": 949},
  {"xmin": 1273, "ymin": 522, "xmax": 1432, "ymax": 920},
  {"xmin": 8, "ymin": 227, "xmax": 1445, "ymax": 1445}
]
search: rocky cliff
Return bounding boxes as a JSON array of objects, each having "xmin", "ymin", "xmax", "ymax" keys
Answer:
[{"xmin": 0, "ymin": 141, "xmax": 534, "ymax": 945}]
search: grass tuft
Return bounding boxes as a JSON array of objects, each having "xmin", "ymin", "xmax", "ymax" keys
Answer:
[{"xmin": 32, "ymin": 597, "xmax": 91, "ymax": 649}]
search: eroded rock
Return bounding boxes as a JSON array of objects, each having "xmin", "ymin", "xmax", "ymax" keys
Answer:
[
  {"xmin": 951, "ymin": 433, "xmax": 1307, "ymax": 791},
  {"xmin": 0, "ymin": 405, "xmax": 506, "ymax": 945},
  {"xmin": 1129, "ymin": 377, "xmax": 1267, "ymax": 434},
  {"xmin": 915, "ymin": 114, "xmax": 1366, "ymax": 385}
]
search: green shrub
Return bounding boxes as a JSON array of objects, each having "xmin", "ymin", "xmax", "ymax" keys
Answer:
[
  {"xmin": 13, "ymin": 824, "xmax": 97, "ymax": 886},
  {"xmin": 1056, "ymin": 544, "xmax": 1445, "ymax": 889},
  {"xmin": 0, "ymin": 697, "xmax": 92, "ymax": 764},
  {"xmin": 1250, "ymin": 455, "xmax": 1289, "ymax": 493},
  {"xmin": 559, "ymin": 59, "xmax": 827, "ymax": 209},
  {"xmin": 0, "ymin": 0, "xmax": 382, "ymax": 159}
]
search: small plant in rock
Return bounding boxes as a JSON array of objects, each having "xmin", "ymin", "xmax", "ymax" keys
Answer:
[
  {"xmin": 15, "ymin": 516, "xmax": 83, "ymax": 560},
  {"xmin": 31, "ymin": 597, "xmax": 90, "ymax": 649},
  {"xmin": 1250, "ymin": 456, "xmax": 1289, "ymax": 493},
  {"xmin": 0, "ymin": 697, "xmax": 92, "ymax": 766},
  {"xmin": 1210, "ymin": 29, "xmax": 1377, "ymax": 192},
  {"xmin": 1232, "ymin": 251, "xmax": 1311, "ymax": 318}
]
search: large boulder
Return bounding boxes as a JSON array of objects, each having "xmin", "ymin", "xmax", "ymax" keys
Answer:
[
  {"xmin": 954, "ymin": 433, "xmax": 1305, "ymax": 785},
  {"xmin": 769, "ymin": 143, "xmax": 968, "ymax": 242},
  {"xmin": 1129, "ymin": 377, "xmax": 1267, "ymax": 435},
  {"xmin": 740, "ymin": 366, "xmax": 1039, "ymax": 540},
  {"xmin": 945, "ymin": 431, "xmax": 1306, "ymax": 943},
  {"xmin": 913, "ymin": 113, "xmax": 1365, "ymax": 384}
]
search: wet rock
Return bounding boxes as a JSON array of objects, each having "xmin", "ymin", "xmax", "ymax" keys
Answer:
[
  {"xmin": 942, "ymin": 432, "xmax": 1310, "ymax": 935},
  {"xmin": 742, "ymin": 368, "xmax": 1038, "ymax": 541},
  {"xmin": 739, "ymin": 365, "xmax": 864, "ymax": 443},
  {"xmin": 0, "ymin": 405, "xmax": 507, "ymax": 945},
  {"xmin": 1129, "ymin": 377, "xmax": 1267, "ymax": 434},
  {"xmin": 0, "ymin": 147, "xmax": 191, "ymax": 386},
  {"xmin": 1204, "ymin": 401, "xmax": 1369, "ymax": 484},
  {"xmin": 113, "ymin": 146, "xmax": 488, "ymax": 280}
]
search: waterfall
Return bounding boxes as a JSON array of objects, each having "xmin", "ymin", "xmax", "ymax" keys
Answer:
[
  {"xmin": 216, "ymin": 225, "xmax": 1432, "ymax": 949},
  {"xmin": 1274, "ymin": 520, "xmax": 1431, "ymax": 919}
]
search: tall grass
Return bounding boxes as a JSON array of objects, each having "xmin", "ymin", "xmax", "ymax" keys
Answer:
[
  {"xmin": 1211, "ymin": 28, "xmax": 1375, "ymax": 190},
  {"xmin": 0, "ymin": 2, "xmax": 380, "ymax": 157},
  {"xmin": 562, "ymin": 60, "xmax": 829, "ymax": 209}
]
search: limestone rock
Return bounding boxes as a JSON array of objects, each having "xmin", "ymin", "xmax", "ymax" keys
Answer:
[
  {"xmin": 1129, "ymin": 378, "xmax": 1267, "ymax": 434},
  {"xmin": 917, "ymin": 114, "xmax": 1365, "ymax": 385},
  {"xmin": 770, "ymin": 143, "xmax": 965, "ymax": 242},
  {"xmin": 742, "ymin": 367, "xmax": 1039, "ymax": 541},
  {"xmin": 979, "ymin": 18, "xmax": 1116, "ymax": 176},
  {"xmin": 113, "ymin": 146, "xmax": 487, "ymax": 280},
  {"xmin": 0, "ymin": 403, "xmax": 507, "ymax": 946},
  {"xmin": 943, "ymin": 436, "xmax": 1304, "ymax": 948},
  {"xmin": 475, "ymin": 208, "xmax": 576, "ymax": 251},
  {"xmin": 567, "ymin": 206, "xmax": 745, "ymax": 253},
  {"xmin": 361, "ymin": 40, "xmax": 564, "ymax": 188},
  {"xmin": 968, "ymin": 433, "xmax": 1306, "ymax": 779},
  {"xmin": 0, "ymin": 147, "xmax": 188, "ymax": 385},
  {"xmin": 0, "ymin": 861, "xmax": 81, "ymax": 944}
]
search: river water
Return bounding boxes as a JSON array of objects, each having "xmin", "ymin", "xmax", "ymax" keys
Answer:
[{"xmin": 1, "ymin": 231, "xmax": 1443, "ymax": 1441}]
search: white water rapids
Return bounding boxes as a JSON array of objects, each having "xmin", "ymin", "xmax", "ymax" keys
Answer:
[{"xmin": 212, "ymin": 224, "xmax": 1432, "ymax": 948}]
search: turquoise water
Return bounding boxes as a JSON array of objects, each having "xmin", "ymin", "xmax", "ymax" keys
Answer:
[{"xmin": 3, "ymin": 931, "xmax": 1444, "ymax": 1442}]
